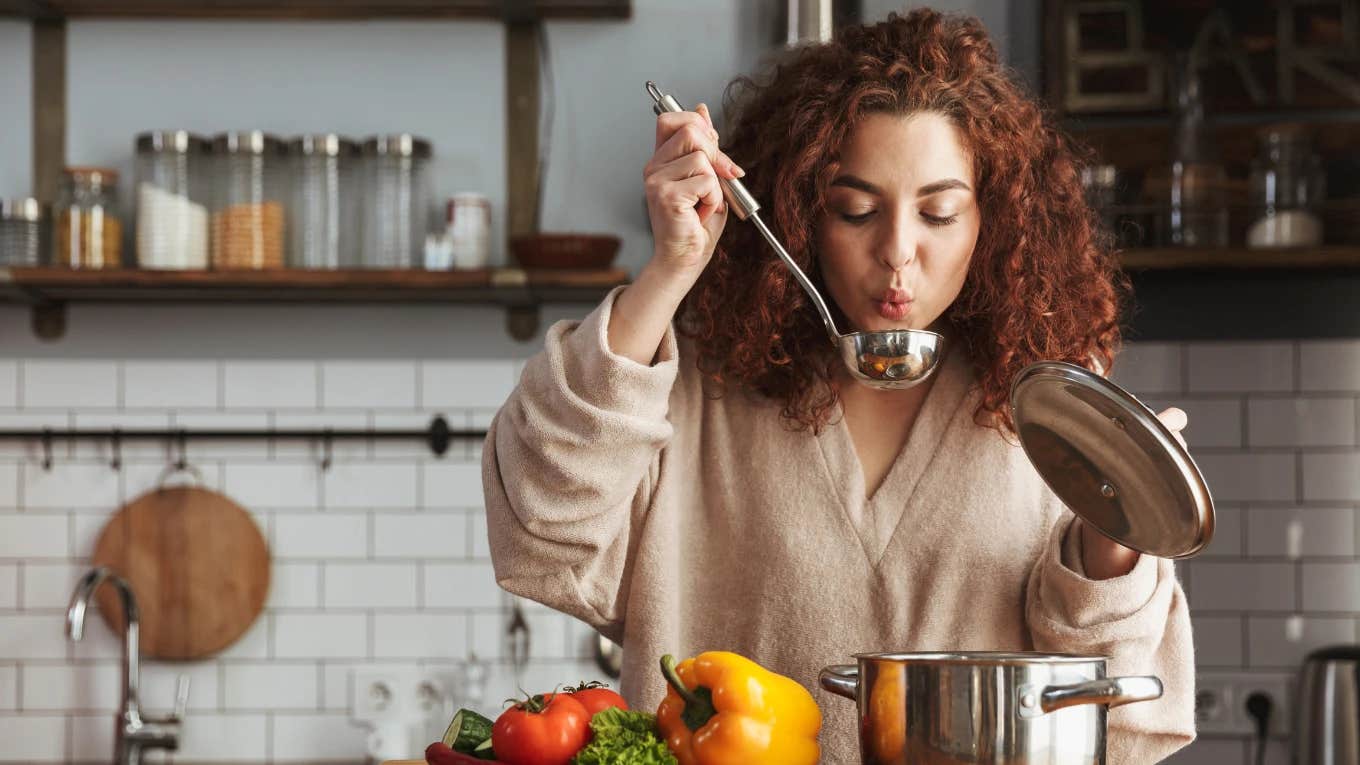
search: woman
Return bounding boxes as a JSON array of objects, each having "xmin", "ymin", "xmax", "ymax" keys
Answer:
[{"xmin": 483, "ymin": 9, "xmax": 1195, "ymax": 763}]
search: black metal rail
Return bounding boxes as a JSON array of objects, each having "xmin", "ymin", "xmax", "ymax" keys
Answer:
[{"xmin": 3, "ymin": 415, "xmax": 486, "ymax": 470}]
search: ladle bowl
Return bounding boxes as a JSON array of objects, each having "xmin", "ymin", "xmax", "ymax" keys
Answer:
[
  {"xmin": 647, "ymin": 80, "xmax": 945, "ymax": 390},
  {"xmin": 842, "ymin": 329, "xmax": 943, "ymax": 390}
]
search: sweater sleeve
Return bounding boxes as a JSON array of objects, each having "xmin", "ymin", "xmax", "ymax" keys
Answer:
[
  {"xmin": 1025, "ymin": 514, "xmax": 1196, "ymax": 763},
  {"xmin": 481, "ymin": 287, "xmax": 679, "ymax": 639}
]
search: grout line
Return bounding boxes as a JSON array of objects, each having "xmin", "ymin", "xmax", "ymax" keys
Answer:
[
  {"xmin": 14, "ymin": 360, "xmax": 23, "ymax": 410},
  {"xmin": 265, "ymin": 711, "xmax": 274, "ymax": 761},
  {"xmin": 317, "ymin": 660, "xmax": 324, "ymax": 711},
  {"xmin": 1296, "ymin": 452, "xmax": 1305, "ymax": 505},
  {"xmin": 1241, "ymin": 396, "xmax": 1250, "ymax": 449},
  {"xmin": 1240, "ymin": 613, "xmax": 1249, "ymax": 669}
]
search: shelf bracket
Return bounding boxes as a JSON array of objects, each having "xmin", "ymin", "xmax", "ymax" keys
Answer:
[
  {"xmin": 32, "ymin": 301, "xmax": 66, "ymax": 341},
  {"xmin": 505, "ymin": 304, "xmax": 539, "ymax": 341}
]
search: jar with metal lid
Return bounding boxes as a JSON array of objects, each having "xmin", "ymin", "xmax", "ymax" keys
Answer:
[
  {"xmin": 360, "ymin": 134, "xmax": 432, "ymax": 268},
  {"xmin": 135, "ymin": 130, "xmax": 210, "ymax": 270},
  {"xmin": 289, "ymin": 134, "xmax": 359, "ymax": 269},
  {"xmin": 1247, "ymin": 124, "xmax": 1326, "ymax": 248},
  {"xmin": 210, "ymin": 131, "xmax": 288, "ymax": 270},
  {"xmin": 0, "ymin": 198, "xmax": 49, "ymax": 266},
  {"xmin": 53, "ymin": 167, "xmax": 123, "ymax": 269}
]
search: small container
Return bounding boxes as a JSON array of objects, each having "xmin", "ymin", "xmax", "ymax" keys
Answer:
[
  {"xmin": 289, "ymin": 134, "xmax": 360, "ymax": 269},
  {"xmin": 447, "ymin": 193, "xmax": 491, "ymax": 269},
  {"xmin": 135, "ymin": 130, "xmax": 211, "ymax": 270},
  {"xmin": 1247, "ymin": 124, "xmax": 1326, "ymax": 249},
  {"xmin": 210, "ymin": 131, "xmax": 288, "ymax": 270},
  {"xmin": 360, "ymin": 134, "xmax": 432, "ymax": 269},
  {"xmin": 0, "ymin": 198, "xmax": 49, "ymax": 266},
  {"xmin": 53, "ymin": 167, "xmax": 123, "ymax": 269}
]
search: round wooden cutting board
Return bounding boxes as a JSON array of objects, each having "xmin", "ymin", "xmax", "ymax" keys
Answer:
[{"xmin": 92, "ymin": 485, "xmax": 270, "ymax": 660}]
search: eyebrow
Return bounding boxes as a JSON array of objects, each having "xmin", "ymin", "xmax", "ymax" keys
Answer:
[{"xmin": 830, "ymin": 174, "xmax": 972, "ymax": 197}]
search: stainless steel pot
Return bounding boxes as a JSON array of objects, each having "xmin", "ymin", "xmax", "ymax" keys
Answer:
[{"xmin": 819, "ymin": 652, "xmax": 1162, "ymax": 765}]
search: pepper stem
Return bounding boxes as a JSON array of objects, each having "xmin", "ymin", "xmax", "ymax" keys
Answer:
[{"xmin": 660, "ymin": 654, "xmax": 718, "ymax": 732}]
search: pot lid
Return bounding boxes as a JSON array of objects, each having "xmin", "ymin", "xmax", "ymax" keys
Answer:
[{"xmin": 1010, "ymin": 361, "xmax": 1214, "ymax": 559}]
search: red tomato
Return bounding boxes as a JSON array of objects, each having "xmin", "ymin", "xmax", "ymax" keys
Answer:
[
  {"xmin": 491, "ymin": 692, "xmax": 591, "ymax": 765},
  {"xmin": 565, "ymin": 681, "xmax": 628, "ymax": 715}
]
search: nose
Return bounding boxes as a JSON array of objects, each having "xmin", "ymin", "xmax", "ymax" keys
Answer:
[{"xmin": 877, "ymin": 211, "xmax": 917, "ymax": 271}]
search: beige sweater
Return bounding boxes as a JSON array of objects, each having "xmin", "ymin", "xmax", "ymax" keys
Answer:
[{"xmin": 482, "ymin": 289, "xmax": 1195, "ymax": 764}]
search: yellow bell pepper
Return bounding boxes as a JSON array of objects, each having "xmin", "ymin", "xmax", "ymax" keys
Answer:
[{"xmin": 656, "ymin": 652, "xmax": 821, "ymax": 765}]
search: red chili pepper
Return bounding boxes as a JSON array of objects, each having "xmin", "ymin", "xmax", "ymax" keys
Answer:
[{"xmin": 425, "ymin": 741, "xmax": 502, "ymax": 765}]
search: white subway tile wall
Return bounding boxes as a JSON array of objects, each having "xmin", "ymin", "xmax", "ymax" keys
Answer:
[
  {"xmin": 1164, "ymin": 339, "xmax": 1360, "ymax": 764},
  {"xmin": 0, "ymin": 343, "xmax": 1355, "ymax": 763},
  {"xmin": 0, "ymin": 356, "xmax": 601, "ymax": 763}
]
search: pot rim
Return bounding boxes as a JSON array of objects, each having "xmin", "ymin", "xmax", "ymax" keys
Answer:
[{"xmin": 852, "ymin": 651, "xmax": 1110, "ymax": 666}]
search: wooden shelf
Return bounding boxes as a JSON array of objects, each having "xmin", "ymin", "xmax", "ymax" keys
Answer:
[
  {"xmin": 0, "ymin": 0, "xmax": 630, "ymax": 19},
  {"xmin": 1120, "ymin": 247, "xmax": 1360, "ymax": 271},
  {"xmin": 0, "ymin": 266, "xmax": 629, "ymax": 340}
]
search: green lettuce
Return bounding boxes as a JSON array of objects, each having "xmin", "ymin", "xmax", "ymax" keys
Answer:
[{"xmin": 570, "ymin": 707, "xmax": 678, "ymax": 765}]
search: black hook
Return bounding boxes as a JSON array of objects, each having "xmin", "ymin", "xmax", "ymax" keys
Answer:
[
  {"xmin": 40, "ymin": 428, "xmax": 53, "ymax": 471},
  {"xmin": 110, "ymin": 429, "xmax": 122, "ymax": 471},
  {"xmin": 174, "ymin": 430, "xmax": 188, "ymax": 471},
  {"xmin": 320, "ymin": 429, "xmax": 334, "ymax": 472}
]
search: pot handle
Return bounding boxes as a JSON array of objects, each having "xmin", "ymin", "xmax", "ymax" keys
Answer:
[
  {"xmin": 1020, "ymin": 676, "xmax": 1163, "ymax": 718},
  {"xmin": 819, "ymin": 665, "xmax": 859, "ymax": 700}
]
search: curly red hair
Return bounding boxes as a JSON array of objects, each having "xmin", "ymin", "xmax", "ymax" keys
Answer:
[{"xmin": 678, "ymin": 8, "xmax": 1128, "ymax": 434}]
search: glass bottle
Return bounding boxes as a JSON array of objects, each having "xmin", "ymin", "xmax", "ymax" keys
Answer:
[
  {"xmin": 1163, "ymin": 53, "xmax": 1228, "ymax": 248},
  {"xmin": 53, "ymin": 167, "xmax": 123, "ymax": 269},
  {"xmin": 1247, "ymin": 124, "xmax": 1325, "ymax": 248}
]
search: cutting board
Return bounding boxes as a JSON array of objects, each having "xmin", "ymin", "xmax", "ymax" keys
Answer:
[{"xmin": 92, "ymin": 485, "xmax": 270, "ymax": 660}]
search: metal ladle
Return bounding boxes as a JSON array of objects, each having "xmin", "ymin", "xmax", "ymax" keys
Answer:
[{"xmin": 646, "ymin": 81, "xmax": 944, "ymax": 390}]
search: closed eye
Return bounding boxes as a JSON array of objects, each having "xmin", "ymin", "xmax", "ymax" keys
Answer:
[
  {"xmin": 922, "ymin": 212, "xmax": 958, "ymax": 227},
  {"xmin": 840, "ymin": 211, "xmax": 874, "ymax": 224}
]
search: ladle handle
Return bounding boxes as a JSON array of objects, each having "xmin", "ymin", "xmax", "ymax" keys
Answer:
[
  {"xmin": 644, "ymin": 80, "xmax": 844, "ymax": 344},
  {"xmin": 646, "ymin": 81, "xmax": 759, "ymax": 222}
]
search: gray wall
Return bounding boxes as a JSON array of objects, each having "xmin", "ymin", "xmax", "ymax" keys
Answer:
[{"xmin": 0, "ymin": 21, "xmax": 32, "ymax": 198}]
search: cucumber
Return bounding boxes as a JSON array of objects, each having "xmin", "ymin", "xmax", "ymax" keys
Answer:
[
  {"xmin": 472, "ymin": 737, "xmax": 497, "ymax": 760},
  {"xmin": 442, "ymin": 708, "xmax": 494, "ymax": 754}
]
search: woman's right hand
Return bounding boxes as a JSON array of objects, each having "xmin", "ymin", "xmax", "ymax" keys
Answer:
[{"xmin": 642, "ymin": 102, "xmax": 745, "ymax": 284}]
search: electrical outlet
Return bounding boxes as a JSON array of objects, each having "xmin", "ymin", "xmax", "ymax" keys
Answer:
[
  {"xmin": 1195, "ymin": 673, "xmax": 1238, "ymax": 734},
  {"xmin": 352, "ymin": 668, "xmax": 417, "ymax": 723},
  {"xmin": 1240, "ymin": 675, "xmax": 1292, "ymax": 739},
  {"xmin": 1196, "ymin": 672, "xmax": 1293, "ymax": 737}
]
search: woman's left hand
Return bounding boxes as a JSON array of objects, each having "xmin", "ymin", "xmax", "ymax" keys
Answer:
[{"xmin": 1079, "ymin": 407, "xmax": 1189, "ymax": 580}]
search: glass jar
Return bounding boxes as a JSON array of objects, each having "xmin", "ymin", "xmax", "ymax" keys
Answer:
[
  {"xmin": 53, "ymin": 167, "xmax": 123, "ymax": 269},
  {"xmin": 0, "ymin": 198, "xmax": 48, "ymax": 266},
  {"xmin": 135, "ymin": 130, "xmax": 210, "ymax": 270},
  {"xmin": 360, "ymin": 134, "xmax": 432, "ymax": 269},
  {"xmin": 289, "ymin": 134, "xmax": 360, "ymax": 269},
  {"xmin": 1247, "ymin": 124, "xmax": 1326, "ymax": 249},
  {"xmin": 447, "ymin": 193, "xmax": 491, "ymax": 269},
  {"xmin": 210, "ymin": 131, "xmax": 288, "ymax": 270}
]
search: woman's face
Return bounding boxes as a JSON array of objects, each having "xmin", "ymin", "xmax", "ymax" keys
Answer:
[{"xmin": 817, "ymin": 111, "xmax": 980, "ymax": 335}]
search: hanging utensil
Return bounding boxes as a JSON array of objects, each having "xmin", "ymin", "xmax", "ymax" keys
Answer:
[
  {"xmin": 645, "ymin": 80, "xmax": 944, "ymax": 390},
  {"xmin": 594, "ymin": 633, "xmax": 623, "ymax": 680},
  {"xmin": 505, "ymin": 596, "xmax": 530, "ymax": 691}
]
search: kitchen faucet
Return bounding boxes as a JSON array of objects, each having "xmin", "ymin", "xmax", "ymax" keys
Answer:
[{"xmin": 67, "ymin": 567, "xmax": 189, "ymax": 765}]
